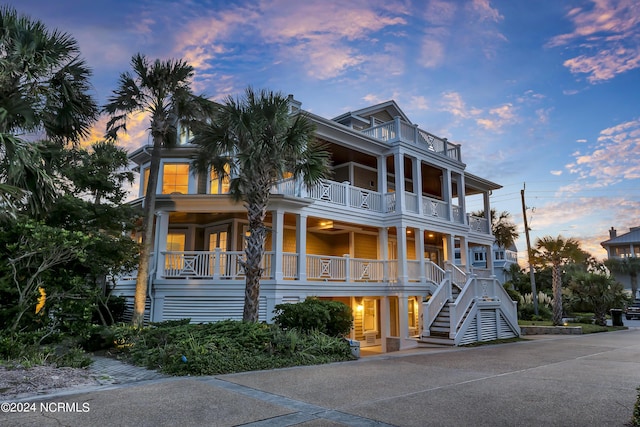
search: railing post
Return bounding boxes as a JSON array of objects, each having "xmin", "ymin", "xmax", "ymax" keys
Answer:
[
  {"xmin": 344, "ymin": 254, "xmax": 350, "ymax": 282},
  {"xmin": 394, "ymin": 116, "xmax": 401, "ymax": 141},
  {"xmin": 213, "ymin": 247, "xmax": 221, "ymax": 279}
]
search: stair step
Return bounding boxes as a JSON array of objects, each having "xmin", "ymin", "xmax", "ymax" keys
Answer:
[{"xmin": 419, "ymin": 336, "xmax": 455, "ymax": 346}]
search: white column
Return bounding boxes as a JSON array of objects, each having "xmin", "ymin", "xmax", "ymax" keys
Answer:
[
  {"xmin": 380, "ymin": 296, "xmax": 390, "ymax": 353},
  {"xmin": 486, "ymin": 244, "xmax": 494, "ymax": 273},
  {"xmin": 393, "ymin": 153, "xmax": 405, "ymax": 213},
  {"xmin": 443, "ymin": 234, "xmax": 454, "ymax": 264},
  {"xmin": 416, "ymin": 228, "xmax": 425, "ymax": 282},
  {"xmin": 296, "ymin": 214, "xmax": 307, "ymax": 281},
  {"xmin": 398, "ymin": 294, "xmax": 410, "ymax": 347},
  {"xmin": 484, "ymin": 191, "xmax": 492, "ymax": 234},
  {"xmin": 412, "ymin": 157, "xmax": 422, "ymax": 215},
  {"xmin": 380, "ymin": 227, "xmax": 389, "ymax": 281},
  {"xmin": 457, "ymin": 172, "xmax": 467, "ymax": 224},
  {"xmin": 154, "ymin": 211, "xmax": 169, "ymax": 280},
  {"xmin": 272, "ymin": 210, "xmax": 285, "ymax": 280},
  {"xmin": 397, "ymin": 225, "xmax": 408, "ymax": 283},
  {"xmin": 443, "ymin": 169, "xmax": 453, "ymax": 221},
  {"xmin": 459, "ymin": 236, "xmax": 469, "ymax": 272},
  {"xmin": 377, "ymin": 155, "xmax": 387, "ymax": 194}
]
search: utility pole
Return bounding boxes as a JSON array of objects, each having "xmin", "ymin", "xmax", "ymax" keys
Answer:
[{"xmin": 521, "ymin": 183, "xmax": 538, "ymax": 315}]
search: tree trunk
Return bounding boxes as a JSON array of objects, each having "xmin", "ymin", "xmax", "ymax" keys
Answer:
[
  {"xmin": 132, "ymin": 138, "xmax": 162, "ymax": 328},
  {"xmin": 552, "ymin": 263, "xmax": 563, "ymax": 326},
  {"xmin": 242, "ymin": 186, "xmax": 269, "ymax": 323},
  {"xmin": 631, "ymin": 273, "xmax": 638, "ymax": 300}
]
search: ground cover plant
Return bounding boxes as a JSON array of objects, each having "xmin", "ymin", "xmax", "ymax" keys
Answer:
[{"xmin": 111, "ymin": 319, "xmax": 355, "ymax": 376}]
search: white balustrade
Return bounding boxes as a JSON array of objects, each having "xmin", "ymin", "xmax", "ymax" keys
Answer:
[
  {"xmin": 306, "ymin": 255, "xmax": 347, "ymax": 280},
  {"xmin": 282, "ymin": 253, "xmax": 298, "ymax": 279},
  {"xmin": 407, "ymin": 260, "xmax": 421, "ymax": 281},
  {"xmin": 468, "ymin": 215, "xmax": 490, "ymax": 233},
  {"xmin": 424, "ymin": 260, "xmax": 445, "ymax": 284},
  {"xmin": 405, "ymin": 192, "xmax": 419, "ymax": 213},
  {"xmin": 350, "ymin": 258, "xmax": 385, "ymax": 281},
  {"xmin": 422, "ymin": 196, "xmax": 448, "ymax": 219}
]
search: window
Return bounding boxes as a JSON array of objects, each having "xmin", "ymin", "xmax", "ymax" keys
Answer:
[
  {"xmin": 474, "ymin": 251, "xmax": 485, "ymax": 262},
  {"xmin": 208, "ymin": 231, "xmax": 228, "ymax": 251},
  {"xmin": 495, "ymin": 251, "xmax": 505, "ymax": 260},
  {"xmin": 165, "ymin": 232, "xmax": 186, "ymax": 270},
  {"xmin": 162, "ymin": 163, "xmax": 189, "ymax": 194},
  {"xmin": 210, "ymin": 165, "xmax": 230, "ymax": 194},
  {"xmin": 166, "ymin": 233, "xmax": 186, "ymax": 251}
]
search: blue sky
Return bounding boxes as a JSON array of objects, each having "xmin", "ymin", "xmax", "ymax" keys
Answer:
[{"xmin": 10, "ymin": 0, "xmax": 640, "ymax": 260}]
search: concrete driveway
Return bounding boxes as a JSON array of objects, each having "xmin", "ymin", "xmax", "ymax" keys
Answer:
[{"xmin": 3, "ymin": 329, "xmax": 640, "ymax": 426}]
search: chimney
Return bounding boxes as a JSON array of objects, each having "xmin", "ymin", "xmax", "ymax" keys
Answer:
[{"xmin": 609, "ymin": 227, "xmax": 617, "ymax": 239}]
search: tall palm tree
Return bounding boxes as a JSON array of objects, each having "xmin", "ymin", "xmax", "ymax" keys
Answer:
[
  {"xmin": 192, "ymin": 88, "xmax": 331, "ymax": 322},
  {"xmin": 605, "ymin": 257, "xmax": 640, "ymax": 300},
  {"xmin": 104, "ymin": 54, "xmax": 213, "ymax": 327},
  {"xmin": 533, "ymin": 236, "xmax": 584, "ymax": 325},
  {"xmin": 0, "ymin": 6, "xmax": 98, "ymax": 216}
]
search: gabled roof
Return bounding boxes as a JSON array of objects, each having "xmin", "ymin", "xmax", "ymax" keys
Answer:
[
  {"xmin": 601, "ymin": 226, "xmax": 640, "ymax": 246},
  {"xmin": 332, "ymin": 100, "xmax": 412, "ymax": 125}
]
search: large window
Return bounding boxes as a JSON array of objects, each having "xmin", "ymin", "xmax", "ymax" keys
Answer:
[
  {"xmin": 210, "ymin": 165, "xmax": 231, "ymax": 194},
  {"xmin": 162, "ymin": 163, "xmax": 189, "ymax": 194}
]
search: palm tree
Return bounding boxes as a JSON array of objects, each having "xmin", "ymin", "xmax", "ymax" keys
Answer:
[
  {"xmin": 104, "ymin": 54, "xmax": 213, "ymax": 327},
  {"xmin": 472, "ymin": 209, "xmax": 519, "ymax": 249},
  {"xmin": 569, "ymin": 271, "xmax": 629, "ymax": 326},
  {"xmin": 533, "ymin": 236, "xmax": 584, "ymax": 325},
  {"xmin": 605, "ymin": 257, "xmax": 640, "ymax": 300},
  {"xmin": 0, "ymin": 6, "xmax": 98, "ymax": 216},
  {"xmin": 192, "ymin": 88, "xmax": 330, "ymax": 322}
]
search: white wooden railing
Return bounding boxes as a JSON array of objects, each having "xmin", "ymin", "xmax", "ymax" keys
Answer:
[
  {"xmin": 159, "ymin": 252, "xmax": 455, "ymax": 287},
  {"xmin": 468, "ymin": 215, "xmax": 490, "ymax": 234},
  {"xmin": 423, "ymin": 271, "xmax": 451, "ymax": 333},
  {"xmin": 360, "ymin": 117, "xmax": 462, "ymax": 162},
  {"xmin": 162, "ymin": 250, "xmax": 274, "ymax": 279},
  {"xmin": 423, "ymin": 196, "xmax": 449, "ymax": 219},
  {"xmin": 282, "ymin": 252, "xmax": 298, "ymax": 279},
  {"xmin": 449, "ymin": 274, "xmax": 475, "ymax": 336}
]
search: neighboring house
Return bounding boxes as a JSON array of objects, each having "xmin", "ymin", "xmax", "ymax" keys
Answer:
[
  {"xmin": 117, "ymin": 98, "xmax": 520, "ymax": 350},
  {"xmin": 454, "ymin": 243, "xmax": 518, "ymax": 284},
  {"xmin": 601, "ymin": 226, "xmax": 640, "ymax": 298}
]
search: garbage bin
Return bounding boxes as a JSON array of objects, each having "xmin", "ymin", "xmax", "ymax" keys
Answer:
[
  {"xmin": 347, "ymin": 339, "xmax": 360, "ymax": 359},
  {"xmin": 610, "ymin": 309, "xmax": 624, "ymax": 326}
]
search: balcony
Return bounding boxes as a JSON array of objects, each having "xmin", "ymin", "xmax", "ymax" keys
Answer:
[
  {"xmin": 360, "ymin": 117, "xmax": 461, "ymax": 162},
  {"xmin": 157, "ymin": 251, "xmax": 448, "ymax": 284}
]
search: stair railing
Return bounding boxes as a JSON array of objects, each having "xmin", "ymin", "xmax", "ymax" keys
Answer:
[
  {"xmin": 448, "ymin": 273, "xmax": 477, "ymax": 338},
  {"xmin": 422, "ymin": 271, "xmax": 452, "ymax": 335}
]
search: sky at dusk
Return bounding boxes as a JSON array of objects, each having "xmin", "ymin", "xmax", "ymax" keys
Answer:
[{"xmin": 8, "ymin": 0, "xmax": 640, "ymax": 261}]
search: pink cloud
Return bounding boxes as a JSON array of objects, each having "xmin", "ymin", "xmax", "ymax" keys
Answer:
[{"xmin": 547, "ymin": 0, "xmax": 640, "ymax": 82}]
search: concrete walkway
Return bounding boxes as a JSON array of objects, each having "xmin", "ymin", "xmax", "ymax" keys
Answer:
[{"xmin": 2, "ymin": 329, "xmax": 640, "ymax": 426}]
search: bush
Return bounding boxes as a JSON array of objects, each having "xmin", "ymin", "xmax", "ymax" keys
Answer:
[
  {"xmin": 519, "ymin": 302, "xmax": 552, "ymax": 321},
  {"xmin": 115, "ymin": 319, "xmax": 353, "ymax": 376},
  {"xmin": 272, "ymin": 298, "xmax": 353, "ymax": 336}
]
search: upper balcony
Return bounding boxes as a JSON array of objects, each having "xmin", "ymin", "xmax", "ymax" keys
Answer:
[
  {"xmin": 271, "ymin": 177, "xmax": 490, "ymax": 233},
  {"xmin": 359, "ymin": 117, "xmax": 461, "ymax": 163}
]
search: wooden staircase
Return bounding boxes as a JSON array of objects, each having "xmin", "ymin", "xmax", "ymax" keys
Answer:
[{"xmin": 420, "ymin": 285, "xmax": 463, "ymax": 346}]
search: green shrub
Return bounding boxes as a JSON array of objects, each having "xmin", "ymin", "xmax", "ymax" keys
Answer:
[
  {"xmin": 273, "ymin": 298, "xmax": 353, "ymax": 336},
  {"xmin": 519, "ymin": 302, "xmax": 552, "ymax": 321},
  {"xmin": 114, "ymin": 319, "xmax": 354, "ymax": 376}
]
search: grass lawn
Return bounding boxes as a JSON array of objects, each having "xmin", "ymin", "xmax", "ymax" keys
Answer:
[{"xmin": 518, "ymin": 320, "xmax": 627, "ymax": 334}]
